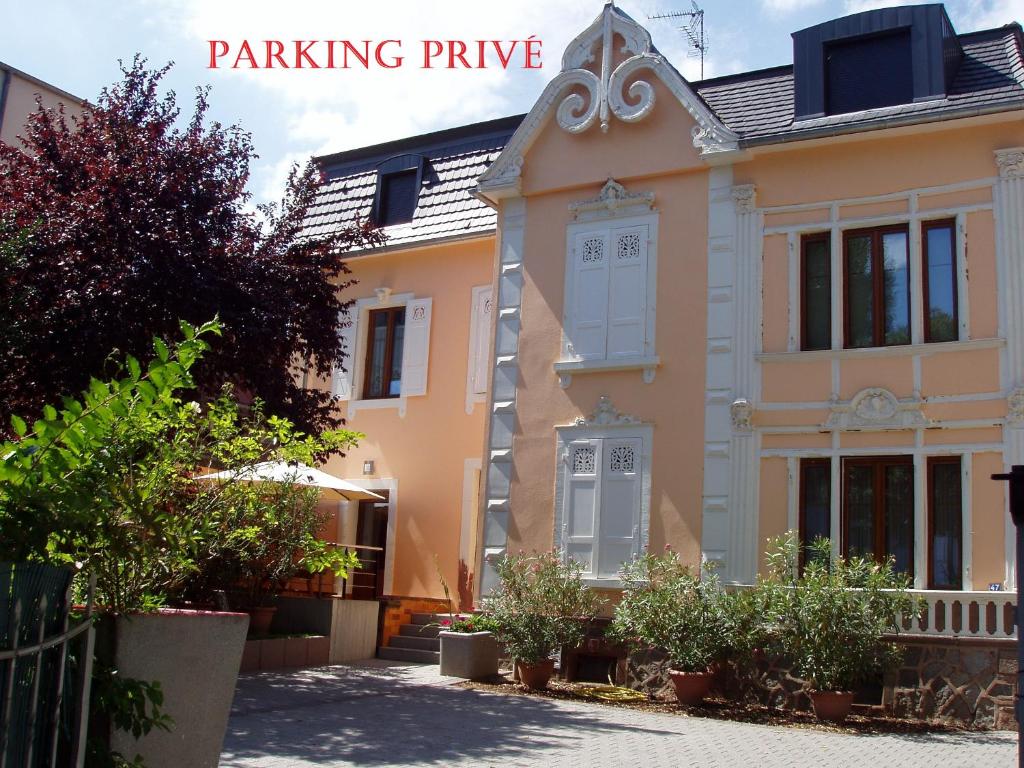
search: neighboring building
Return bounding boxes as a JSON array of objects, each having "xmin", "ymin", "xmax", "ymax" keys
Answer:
[
  {"xmin": 308, "ymin": 2, "xmax": 1023, "ymax": 656},
  {"xmin": 0, "ymin": 61, "xmax": 84, "ymax": 148}
]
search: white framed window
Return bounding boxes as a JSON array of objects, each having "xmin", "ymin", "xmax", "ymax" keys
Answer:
[
  {"xmin": 558, "ymin": 212, "xmax": 659, "ymax": 384},
  {"xmin": 465, "ymin": 284, "xmax": 493, "ymax": 413},
  {"xmin": 332, "ymin": 292, "xmax": 432, "ymax": 412},
  {"xmin": 554, "ymin": 425, "xmax": 652, "ymax": 584}
]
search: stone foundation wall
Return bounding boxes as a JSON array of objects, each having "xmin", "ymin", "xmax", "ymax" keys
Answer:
[{"xmin": 624, "ymin": 636, "xmax": 1017, "ymax": 730}]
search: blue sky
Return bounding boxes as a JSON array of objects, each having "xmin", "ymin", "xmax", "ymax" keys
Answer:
[{"xmin": 3, "ymin": 1, "xmax": 1020, "ymax": 203}]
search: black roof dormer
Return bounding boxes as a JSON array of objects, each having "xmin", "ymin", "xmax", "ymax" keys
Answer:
[{"xmin": 793, "ymin": 3, "xmax": 963, "ymax": 120}]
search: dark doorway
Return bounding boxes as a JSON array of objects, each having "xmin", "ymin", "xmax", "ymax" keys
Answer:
[{"xmin": 351, "ymin": 492, "xmax": 389, "ymax": 600}]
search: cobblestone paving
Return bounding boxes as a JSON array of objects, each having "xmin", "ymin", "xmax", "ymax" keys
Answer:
[{"xmin": 220, "ymin": 660, "xmax": 1016, "ymax": 768}]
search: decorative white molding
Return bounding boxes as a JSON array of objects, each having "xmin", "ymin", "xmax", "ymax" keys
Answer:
[
  {"xmin": 730, "ymin": 398, "xmax": 754, "ymax": 433},
  {"xmin": 996, "ymin": 147, "xmax": 1024, "ymax": 179},
  {"xmin": 553, "ymin": 355, "xmax": 660, "ymax": 388},
  {"xmin": 1008, "ymin": 388, "xmax": 1024, "ymax": 426},
  {"xmin": 569, "ymin": 178, "xmax": 655, "ymax": 221},
  {"xmin": 825, "ymin": 387, "xmax": 928, "ymax": 430},
  {"xmin": 476, "ymin": 3, "xmax": 739, "ymax": 199},
  {"xmin": 573, "ymin": 395, "xmax": 642, "ymax": 427},
  {"xmin": 731, "ymin": 184, "xmax": 757, "ymax": 214},
  {"xmin": 374, "ymin": 286, "xmax": 392, "ymax": 304}
]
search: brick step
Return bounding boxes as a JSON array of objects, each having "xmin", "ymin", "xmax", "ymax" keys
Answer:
[
  {"xmin": 399, "ymin": 623, "xmax": 440, "ymax": 638},
  {"xmin": 388, "ymin": 634, "xmax": 441, "ymax": 652},
  {"xmin": 377, "ymin": 646, "xmax": 440, "ymax": 664}
]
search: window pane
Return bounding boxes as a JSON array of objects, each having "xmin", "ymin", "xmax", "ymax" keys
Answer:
[
  {"xmin": 366, "ymin": 312, "xmax": 390, "ymax": 398},
  {"xmin": 845, "ymin": 464, "xmax": 875, "ymax": 560},
  {"xmin": 379, "ymin": 170, "xmax": 418, "ymax": 226},
  {"xmin": 803, "ymin": 238, "xmax": 831, "ymax": 350},
  {"xmin": 882, "ymin": 231, "xmax": 910, "ymax": 345},
  {"xmin": 930, "ymin": 460, "xmax": 962, "ymax": 589},
  {"xmin": 884, "ymin": 464, "xmax": 914, "ymax": 576},
  {"xmin": 801, "ymin": 460, "xmax": 831, "ymax": 566},
  {"xmin": 846, "ymin": 235, "xmax": 874, "ymax": 348},
  {"xmin": 925, "ymin": 224, "xmax": 957, "ymax": 343},
  {"xmin": 389, "ymin": 312, "xmax": 405, "ymax": 396}
]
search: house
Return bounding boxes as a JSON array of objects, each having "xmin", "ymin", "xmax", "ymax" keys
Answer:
[
  {"xmin": 307, "ymin": 1, "xmax": 1022, "ymax": 710},
  {"xmin": 0, "ymin": 61, "xmax": 84, "ymax": 147}
]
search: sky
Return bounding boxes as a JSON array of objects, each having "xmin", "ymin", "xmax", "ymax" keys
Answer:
[{"xmin": 3, "ymin": 0, "xmax": 1021, "ymax": 204}]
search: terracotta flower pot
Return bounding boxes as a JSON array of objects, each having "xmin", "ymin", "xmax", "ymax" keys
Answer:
[
  {"xmin": 668, "ymin": 669, "xmax": 713, "ymax": 706},
  {"xmin": 808, "ymin": 690, "xmax": 855, "ymax": 724},
  {"xmin": 246, "ymin": 606, "xmax": 277, "ymax": 636},
  {"xmin": 517, "ymin": 659, "xmax": 556, "ymax": 689}
]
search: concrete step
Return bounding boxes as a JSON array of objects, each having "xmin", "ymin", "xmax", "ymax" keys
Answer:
[
  {"xmin": 399, "ymin": 623, "xmax": 440, "ymax": 638},
  {"xmin": 388, "ymin": 634, "xmax": 441, "ymax": 652},
  {"xmin": 377, "ymin": 646, "xmax": 440, "ymax": 664},
  {"xmin": 409, "ymin": 612, "xmax": 448, "ymax": 626}
]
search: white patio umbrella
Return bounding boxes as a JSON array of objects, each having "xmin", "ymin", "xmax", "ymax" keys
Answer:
[{"xmin": 194, "ymin": 460, "xmax": 384, "ymax": 501}]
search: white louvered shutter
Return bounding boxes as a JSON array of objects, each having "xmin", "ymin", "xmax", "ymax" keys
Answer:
[
  {"xmin": 607, "ymin": 225, "xmax": 648, "ymax": 359},
  {"xmin": 597, "ymin": 437, "xmax": 642, "ymax": 578},
  {"xmin": 563, "ymin": 439, "xmax": 601, "ymax": 577},
  {"xmin": 331, "ymin": 307, "xmax": 359, "ymax": 401},
  {"xmin": 400, "ymin": 297, "xmax": 432, "ymax": 397},
  {"xmin": 569, "ymin": 230, "xmax": 610, "ymax": 360},
  {"xmin": 471, "ymin": 286, "xmax": 493, "ymax": 395}
]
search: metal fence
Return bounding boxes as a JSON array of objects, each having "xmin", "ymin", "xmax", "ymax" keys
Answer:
[{"xmin": 0, "ymin": 564, "xmax": 95, "ymax": 768}]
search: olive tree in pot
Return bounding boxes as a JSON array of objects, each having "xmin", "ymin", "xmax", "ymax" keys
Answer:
[
  {"xmin": 610, "ymin": 550, "xmax": 730, "ymax": 706},
  {"xmin": 760, "ymin": 534, "xmax": 920, "ymax": 724},
  {"xmin": 488, "ymin": 552, "xmax": 600, "ymax": 690}
]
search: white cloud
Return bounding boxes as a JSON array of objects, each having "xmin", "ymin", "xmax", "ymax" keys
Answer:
[
  {"xmin": 761, "ymin": 0, "xmax": 827, "ymax": 13},
  {"xmin": 845, "ymin": 0, "xmax": 1023, "ymax": 28}
]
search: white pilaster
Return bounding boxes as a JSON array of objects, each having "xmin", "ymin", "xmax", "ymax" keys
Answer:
[
  {"xmin": 477, "ymin": 196, "xmax": 526, "ymax": 597},
  {"xmin": 995, "ymin": 148, "xmax": 1024, "ymax": 590},
  {"xmin": 701, "ymin": 171, "xmax": 762, "ymax": 584}
]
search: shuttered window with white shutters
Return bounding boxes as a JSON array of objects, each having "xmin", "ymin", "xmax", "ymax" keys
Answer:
[
  {"xmin": 562, "ymin": 435, "xmax": 643, "ymax": 579},
  {"xmin": 565, "ymin": 223, "xmax": 650, "ymax": 362}
]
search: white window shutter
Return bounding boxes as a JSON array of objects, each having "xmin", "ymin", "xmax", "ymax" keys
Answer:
[
  {"xmin": 563, "ymin": 439, "xmax": 602, "ymax": 577},
  {"xmin": 569, "ymin": 230, "xmax": 610, "ymax": 360},
  {"xmin": 400, "ymin": 297, "xmax": 432, "ymax": 397},
  {"xmin": 607, "ymin": 225, "xmax": 648, "ymax": 359},
  {"xmin": 331, "ymin": 307, "xmax": 359, "ymax": 401},
  {"xmin": 471, "ymin": 286, "xmax": 493, "ymax": 395},
  {"xmin": 598, "ymin": 437, "xmax": 642, "ymax": 578}
]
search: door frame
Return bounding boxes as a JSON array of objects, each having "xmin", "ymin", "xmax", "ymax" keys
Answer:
[{"xmin": 341, "ymin": 477, "xmax": 398, "ymax": 597}]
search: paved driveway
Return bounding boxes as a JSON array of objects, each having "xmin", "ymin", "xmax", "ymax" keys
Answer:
[{"xmin": 220, "ymin": 660, "xmax": 1015, "ymax": 768}]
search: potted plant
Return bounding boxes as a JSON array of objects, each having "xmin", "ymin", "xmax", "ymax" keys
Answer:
[
  {"xmin": 610, "ymin": 549, "xmax": 730, "ymax": 706},
  {"xmin": 0, "ymin": 323, "xmax": 361, "ymax": 766},
  {"xmin": 437, "ymin": 614, "xmax": 501, "ymax": 680},
  {"xmin": 761, "ymin": 534, "xmax": 920, "ymax": 723},
  {"xmin": 488, "ymin": 552, "xmax": 599, "ymax": 689}
]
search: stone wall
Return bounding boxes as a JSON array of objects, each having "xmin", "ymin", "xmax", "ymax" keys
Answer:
[{"xmin": 624, "ymin": 636, "xmax": 1017, "ymax": 730}]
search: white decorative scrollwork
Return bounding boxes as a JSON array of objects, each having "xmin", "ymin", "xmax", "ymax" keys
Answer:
[
  {"xmin": 555, "ymin": 70, "xmax": 602, "ymax": 134},
  {"xmin": 826, "ymin": 387, "xmax": 928, "ymax": 430},
  {"xmin": 572, "ymin": 446, "xmax": 596, "ymax": 474},
  {"xmin": 730, "ymin": 398, "xmax": 754, "ymax": 433},
  {"xmin": 731, "ymin": 185, "xmax": 757, "ymax": 215},
  {"xmin": 574, "ymin": 395, "xmax": 641, "ymax": 427},
  {"xmin": 582, "ymin": 237, "xmax": 605, "ymax": 263},
  {"xmin": 609, "ymin": 445, "xmax": 635, "ymax": 473},
  {"xmin": 568, "ymin": 178, "xmax": 655, "ymax": 220},
  {"xmin": 996, "ymin": 148, "xmax": 1024, "ymax": 179},
  {"xmin": 617, "ymin": 232, "xmax": 641, "ymax": 260}
]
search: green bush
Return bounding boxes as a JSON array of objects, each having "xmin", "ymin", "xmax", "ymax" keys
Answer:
[
  {"xmin": 610, "ymin": 550, "xmax": 730, "ymax": 673},
  {"xmin": 759, "ymin": 532, "xmax": 921, "ymax": 692},
  {"xmin": 488, "ymin": 551, "xmax": 600, "ymax": 664}
]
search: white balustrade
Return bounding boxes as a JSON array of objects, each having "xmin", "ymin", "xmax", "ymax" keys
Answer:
[{"xmin": 896, "ymin": 590, "xmax": 1017, "ymax": 639}]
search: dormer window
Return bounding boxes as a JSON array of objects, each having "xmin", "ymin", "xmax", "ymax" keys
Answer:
[
  {"xmin": 793, "ymin": 4, "xmax": 963, "ymax": 120},
  {"xmin": 826, "ymin": 30, "xmax": 912, "ymax": 115},
  {"xmin": 371, "ymin": 153, "xmax": 425, "ymax": 227},
  {"xmin": 378, "ymin": 170, "xmax": 418, "ymax": 226}
]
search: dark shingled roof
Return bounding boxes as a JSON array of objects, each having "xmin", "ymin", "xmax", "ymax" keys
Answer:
[
  {"xmin": 694, "ymin": 25, "xmax": 1024, "ymax": 143},
  {"xmin": 306, "ymin": 25, "xmax": 1023, "ymax": 248},
  {"xmin": 303, "ymin": 116, "xmax": 522, "ymax": 250}
]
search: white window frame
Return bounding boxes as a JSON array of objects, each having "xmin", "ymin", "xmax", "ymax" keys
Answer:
[
  {"xmin": 557, "ymin": 212, "xmax": 660, "ymax": 386},
  {"xmin": 342, "ymin": 291, "xmax": 415, "ymax": 418},
  {"xmin": 553, "ymin": 423, "xmax": 653, "ymax": 587}
]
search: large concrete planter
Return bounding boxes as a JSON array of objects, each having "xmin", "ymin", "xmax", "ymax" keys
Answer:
[
  {"xmin": 109, "ymin": 609, "xmax": 248, "ymax": 768},
  {"xmin": 439, "ymin": 631, "xmax": 499, "ymax": 679}
]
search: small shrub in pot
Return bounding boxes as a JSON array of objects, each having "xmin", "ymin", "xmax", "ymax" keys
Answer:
[
  {"xmin": 610, "ymin": 549, "xmax": 730, "ymax": 705},
  {"xmin": 488, "ymin": 552, "xmax": 600, "ymax": 689}
]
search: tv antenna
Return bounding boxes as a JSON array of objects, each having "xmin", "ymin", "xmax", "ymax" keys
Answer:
[{"xmin": 649, "ymin": 2, "xmax": 708, "ymax": 79}]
